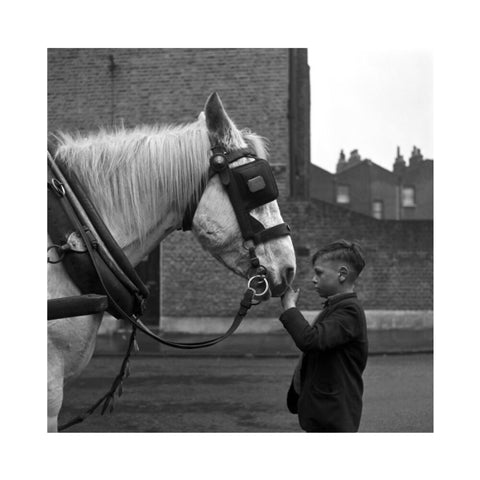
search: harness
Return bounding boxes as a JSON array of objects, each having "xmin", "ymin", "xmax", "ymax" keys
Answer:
[
  {"xmin": 182, "ymin": 146, "xmax": 291, "ymax": 253},
  {"xmin": 48, "ymin": 157, "xmax": 149, "ymax": 320},
  {"xmin": 48, "ymin": 144, "xmax": 291, "ymax": 429}
]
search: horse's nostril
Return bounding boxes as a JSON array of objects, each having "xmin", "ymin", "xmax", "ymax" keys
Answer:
[
  {"xmin": 270, "ymin": 267, "xmax": 296, "ymax": 297},
  {"xmin": 285, "ymin": 266, "xmax": 295, "ymax": 286}
]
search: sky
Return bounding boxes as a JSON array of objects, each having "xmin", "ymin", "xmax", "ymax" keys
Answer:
[{"xmin": 309, "ymin": 49, "xmax": 433, "ymax": 173}]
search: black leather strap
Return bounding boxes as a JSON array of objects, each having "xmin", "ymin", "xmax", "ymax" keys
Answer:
[
  {"xmin": 181, "ymin": 149, "xmax": 255, "ymax": 231},
  {"xmin": 48, "ymin": 156, "xmax": 148, "ymax": 317},
  {"xmin": 252, "ymin": 222, "xmax": 291, "ymax": 245},
  {"xmin": 131, "ymin": 287, "xmax": 254, "ymax": 349},
  {"xmin": 54, "ymin": 159, "xmax": 150, "ymax": 299}
]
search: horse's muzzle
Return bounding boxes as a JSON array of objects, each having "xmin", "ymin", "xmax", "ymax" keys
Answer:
[{"xmin": 269, "ymin": 266, "xmax": 295, "ymax": 298}]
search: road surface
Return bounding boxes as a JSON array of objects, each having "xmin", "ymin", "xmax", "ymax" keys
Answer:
[{"xmin": 58, "ymin": 353, "xmax": 433, "ymax": 432}]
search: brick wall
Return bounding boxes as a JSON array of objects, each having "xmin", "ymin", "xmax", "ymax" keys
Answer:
[
  {"xmin": 282, "ymin": 200, "xmax": 433, "ymax": 311},
  {"xmin": 48, "ymin": 48, "xmax": 291, "ymax": 197},
  {"xmin": 161, "ymin": 198, "xmax": 433, "ymax": 319}
]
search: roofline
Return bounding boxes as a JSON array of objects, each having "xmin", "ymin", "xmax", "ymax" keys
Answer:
[
  {"xmin": 310, "ymin": 163, "xmax": 335, "ymax": 176},
  {"xmin": 310, "ymin": 157, "xmax": 434, "ymax": 177},
  {"xmin": 335, "ymin": 159, "xmax": 397, "ymax": 177}
]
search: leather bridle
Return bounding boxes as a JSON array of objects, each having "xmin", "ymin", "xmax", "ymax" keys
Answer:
[{"xmin": 182, "ymin": 145, "xmax": 291, "ymax": 290}]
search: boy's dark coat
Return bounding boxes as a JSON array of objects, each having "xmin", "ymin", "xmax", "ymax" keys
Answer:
[{"xmin": 280, "ymin": 293, "xmax": 368, "ymax": 432}]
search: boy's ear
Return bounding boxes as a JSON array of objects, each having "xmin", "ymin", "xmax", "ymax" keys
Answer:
[{"xmin": 338, "ymin": 265, "xmax": 349, "ymax": 283}]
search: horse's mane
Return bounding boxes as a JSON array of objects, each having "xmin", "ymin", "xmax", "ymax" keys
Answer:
[{"xmin": 52, "ymin": 117, "xmax": 268, "ymax": 242}]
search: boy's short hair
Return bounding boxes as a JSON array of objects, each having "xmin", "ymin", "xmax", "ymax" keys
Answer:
[{"xmin": 312, "ymin": 240, "xmax": 366, "ymax": 278}]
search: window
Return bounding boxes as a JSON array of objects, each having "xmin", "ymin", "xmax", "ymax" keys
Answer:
[
  {"xmin": 402, "ymin": 187, "xmax": 416, "ymax": 207},
  {"xmin": 372, "ymin": 200, "xmax": 384, "ymax": 220},
  {"xmin": 336, "ymin": 185, "xmax": 350, "ymax": 204}
]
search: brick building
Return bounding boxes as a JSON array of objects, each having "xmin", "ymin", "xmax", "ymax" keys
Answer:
[
  {"xmin": 310, "ymin": 147, "xmax": 433, "ymax": 220},
  {"xmin": 48, "ymin": 48, "xmax": 433, "ymax": 332},
  {"xmin": 394, "ymin": 147, "xmax": 434, "ymax": 220}
]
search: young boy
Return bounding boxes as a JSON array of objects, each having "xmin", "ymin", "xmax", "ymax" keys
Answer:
[{"xmin": 280, "ymin": 240, "xmax": 368, "ymax": 432}]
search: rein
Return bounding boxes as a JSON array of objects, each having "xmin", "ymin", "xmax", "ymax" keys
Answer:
[{"xmin": 48, "ymin": 152, "xmax": 267, "ymax": 349}]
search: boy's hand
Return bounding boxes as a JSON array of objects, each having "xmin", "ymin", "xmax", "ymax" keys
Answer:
[{"xmin": 281, "ymin": 287, "xmax": 300, "ymax": 310}]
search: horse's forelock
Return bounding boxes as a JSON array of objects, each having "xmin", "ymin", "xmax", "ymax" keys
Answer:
[{"xmin": 242, "ymin": 130, "xmax": 269, "ymax": 159}]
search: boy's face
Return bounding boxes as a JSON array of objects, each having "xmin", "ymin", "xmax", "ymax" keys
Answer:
[{"xmin": 312, "ymin": 257, "xmax": 346, "ymax": 298}]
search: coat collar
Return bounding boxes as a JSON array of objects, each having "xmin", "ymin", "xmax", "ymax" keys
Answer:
[{"xmin": 323, "ymin": 292, "xmax": 357, "ymax": 308}]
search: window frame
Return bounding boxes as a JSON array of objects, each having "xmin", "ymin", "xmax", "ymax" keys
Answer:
[
  {"xmin": 336, "ymin": 184, "xmax": 350, "ymax": 204},
  {"xmin": 401, "ymin": 186, "xmax": 416, "ymax": 208},
  {"xmin": 372, "ymin": 199, "xmax": 384, "ymax": 219}
]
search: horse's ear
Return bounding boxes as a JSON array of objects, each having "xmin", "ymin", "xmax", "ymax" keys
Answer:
[
  {"xmin": 197, "ymin": 111, "xmax": 206, "ymax": 122},
  {"xmin": 204, "ymin": 92, "xmax": 235, "ymax": 144}
]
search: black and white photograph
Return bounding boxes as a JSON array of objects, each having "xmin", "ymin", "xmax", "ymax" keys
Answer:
[
  {"xmin": 47, "ymin": 47, "xmax": 433, "ymax": 434},
  {"xmin": 4, "ymin": 1, "xmax": 479, "ymax": 479}
]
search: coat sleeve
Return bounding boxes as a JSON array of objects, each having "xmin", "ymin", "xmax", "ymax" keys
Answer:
[{"xmin": 279, "ymin": 306, "xmax": 361, "ymax": 352}]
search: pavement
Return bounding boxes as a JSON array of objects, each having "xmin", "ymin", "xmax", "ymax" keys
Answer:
[
  {"xmin": 60, "ymin": 354, "xmax": 433, "ymax": 432},
  {"xmin": 62, "ymin": 326, "xmax": 434, "ymax": 433},
  {"xmin": 94, "ymin": 327, "xmax": 433, "ymax": 357}
]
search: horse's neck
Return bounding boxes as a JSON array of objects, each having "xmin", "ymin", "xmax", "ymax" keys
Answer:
[
  {"xmin": 91, "ymin": 171, "xmax": 190, "ymax": 266},
  {"xmin": 62, "ymin": 125, "xmax": 209, "ymax": 265},
  {"xmin": 95, "ymin": 190, "xmax": 181, "ymax": 266},
  {"xmin": 120, "ymin": 209, "xmax": 180, "ymax": 266}
]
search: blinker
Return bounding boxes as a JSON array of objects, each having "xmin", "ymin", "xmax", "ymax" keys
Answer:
[
  {"xmin": 233, "ymin": 158, "xmax": 279, "ymax": 211},
  {"xmin": 182, "ymin": 148, "xmax": 288, "ymax": 238}
]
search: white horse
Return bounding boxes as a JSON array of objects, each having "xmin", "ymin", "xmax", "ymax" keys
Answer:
[{"xmin": 48, "ymin": 92, "xmax": 296, "ymax": 432}]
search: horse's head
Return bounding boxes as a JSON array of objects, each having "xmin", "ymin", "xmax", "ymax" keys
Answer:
[{"xmin": 191, "ymin": 92, "xmax": 296, "ymax": 299}]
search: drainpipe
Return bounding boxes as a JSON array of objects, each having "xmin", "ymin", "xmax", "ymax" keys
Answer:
[{"xmin": 108, "ymin": 54, "xmax": 118, "ymax": 127}]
